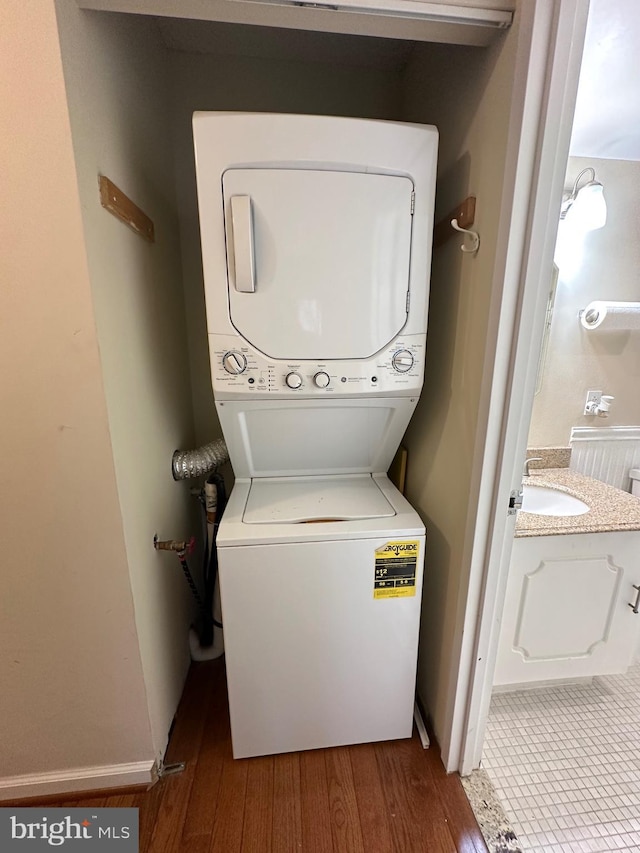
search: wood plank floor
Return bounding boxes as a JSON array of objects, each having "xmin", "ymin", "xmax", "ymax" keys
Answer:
[{"xmin": 8, "ymin": 660, "xmax": 488, "ymax": 852}]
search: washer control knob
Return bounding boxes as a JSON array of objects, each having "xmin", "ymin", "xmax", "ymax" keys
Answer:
[
  {"xmin": 314, "ymin": 371, "xmax": 330, "ymax": 388},
  {"xmin": 222, "ymin": 351, "xmax": 247, "ymax": 375},
  {"xmin": 392, "ymin": 349, "xmax": 414, "ymax": 373},
  {"xmin": 285, "ymin": 372, "xmax": 303, "ymax": 389}
]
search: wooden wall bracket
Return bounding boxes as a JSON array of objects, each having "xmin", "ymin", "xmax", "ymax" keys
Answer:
[
  {"xmin": 99, "ymin": 175, "xmax": 155, "ymax": 243},
  {"xmin": 433, "ymin": 196, "xmax": 476, "ymax": 249}
]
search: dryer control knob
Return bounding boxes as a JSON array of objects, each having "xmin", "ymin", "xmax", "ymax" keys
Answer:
[
  {"xmin": 392, "ymin": 349, "xmax": 414, "ymax": 373},
  {"xmin": 285, "ymin": 372, "xmax": 303, "ymax": 389},
  {"xmin": 314, "ymin": 372, "xmax": 330, "ymax": 388},
  {"xmin": 222, "ymin": 351, "xmax": 247, "ymax": 375}
]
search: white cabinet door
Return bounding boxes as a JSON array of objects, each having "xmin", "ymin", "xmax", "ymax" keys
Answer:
[
  {"xmin": 494, "ymin": 531, "xmax": 640, "ymax": 687},
  {"xmin": 222, "ymin": 168, "xmax": 414, "ymax": 360}
]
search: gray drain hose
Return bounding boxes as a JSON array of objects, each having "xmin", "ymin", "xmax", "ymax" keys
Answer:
[{"xmin": 171, "ymin": 439, "xmax": 229, "ymax": 481}]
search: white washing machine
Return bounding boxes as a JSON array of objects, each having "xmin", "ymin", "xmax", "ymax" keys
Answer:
[{"xmin": 193, "ymin": 113, "xmax": 438, "ymax": 758}]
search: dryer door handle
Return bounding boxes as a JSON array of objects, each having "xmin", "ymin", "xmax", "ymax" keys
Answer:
[{"xmin": 230, "ymin": 195, "xmax": 255, "ymax": 293}]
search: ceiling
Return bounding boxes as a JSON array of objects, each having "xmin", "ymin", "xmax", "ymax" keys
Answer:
[{"xmin": 570, "ymin": 0, "xmax": 640, "ymax": 160}]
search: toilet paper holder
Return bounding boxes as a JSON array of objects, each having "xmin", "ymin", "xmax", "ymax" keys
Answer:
[
  {"xmin": 579, "ymin": 301, "xmax": 640, "ymax": 331},
  {"xmin": 579, "ymin": 306, "xmax": 600, "ymax": 325}
]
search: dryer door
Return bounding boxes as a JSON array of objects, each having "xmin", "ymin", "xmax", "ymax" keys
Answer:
[{"xmin": 222, "ymin": 168, "xmax": 414, "ymax": 360}]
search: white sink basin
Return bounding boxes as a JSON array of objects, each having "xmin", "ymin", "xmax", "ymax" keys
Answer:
[{"xmin": 521, "ymin": 484, "xmax": 589, "ymax": 516}]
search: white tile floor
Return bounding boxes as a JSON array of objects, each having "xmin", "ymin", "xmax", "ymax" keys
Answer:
[{"xmin": 482, "ymin": 664, "xmax": 640, "ymax": 853}]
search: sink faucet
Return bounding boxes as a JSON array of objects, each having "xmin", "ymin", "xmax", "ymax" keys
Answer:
[{"xmin": 523, "ymin": 456, "xmax": 543, "ymax": 477}]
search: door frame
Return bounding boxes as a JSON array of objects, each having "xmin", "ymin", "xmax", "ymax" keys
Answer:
[{"xmin": 446, "ymin": 0, "xmax": 591, "ymax": 774}]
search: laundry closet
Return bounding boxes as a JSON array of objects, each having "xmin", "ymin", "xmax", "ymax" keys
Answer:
[{"xmin": 50, "ymin": 0, "xmax": 524, "ymax": 772}]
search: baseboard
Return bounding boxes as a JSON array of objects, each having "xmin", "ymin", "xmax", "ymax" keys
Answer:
[
  {"xmin": 0, "ymin": 760, "xmax": 155, "ymax": 802},
  {"xmin": 492, "ymin": 675, "xmax": 593, "ymax": 693},
  {"xmin": 413, "ymin": 702, "xmax": 430, "ymax": 749}
]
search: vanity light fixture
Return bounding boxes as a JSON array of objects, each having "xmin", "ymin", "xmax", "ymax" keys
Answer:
[{"xmin": 560, "ymin": 167, "xmax": 607, "ymax": 231}]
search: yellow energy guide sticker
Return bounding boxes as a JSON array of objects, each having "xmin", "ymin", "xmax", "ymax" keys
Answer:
[{"xmin": 374, "ymin": 540, "xmax": 420, "ymax": 599}]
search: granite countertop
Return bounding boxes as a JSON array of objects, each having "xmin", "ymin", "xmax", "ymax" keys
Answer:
[{"xmin": 515, "ymin": 468, "xmax": 640, "ymax": 537}]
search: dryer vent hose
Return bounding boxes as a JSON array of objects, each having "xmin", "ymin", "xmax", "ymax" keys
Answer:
[{"xmin": 172, "ymin": 439, "xmax": 229, "ymax": 481}]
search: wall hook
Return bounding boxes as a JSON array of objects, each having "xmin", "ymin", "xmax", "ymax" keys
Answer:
[{"xmin": 451, "ymin": 218, "xmax": 480, "ymax": 254}]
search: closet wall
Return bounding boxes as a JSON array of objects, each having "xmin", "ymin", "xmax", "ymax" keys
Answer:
[
  {"xmin": 55, "ymin": 2, "xmax": 197, "ymax": 760},
  {"xmin": 400, "ymin": 19, "xmax": 525, "ymax": 754}
]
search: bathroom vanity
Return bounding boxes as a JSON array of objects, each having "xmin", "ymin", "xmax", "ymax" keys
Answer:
[{"xmin": 494, "ymin": 469, "xmax": 640, "ymax": 688}]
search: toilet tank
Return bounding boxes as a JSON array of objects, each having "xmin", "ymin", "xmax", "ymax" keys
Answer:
[{"xmin": 630, "ymin": 468, "xmax": 640, "ymax": 496}]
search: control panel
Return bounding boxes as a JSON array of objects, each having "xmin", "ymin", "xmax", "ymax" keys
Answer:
[{"xmin": 210, "ymin": 333, "xmax": 425, "ymax": 399}]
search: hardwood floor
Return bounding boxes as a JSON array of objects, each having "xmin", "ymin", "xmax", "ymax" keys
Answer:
[{"xmin": 7, "ymin": 660, "xmax": 488, "ymax": 852}]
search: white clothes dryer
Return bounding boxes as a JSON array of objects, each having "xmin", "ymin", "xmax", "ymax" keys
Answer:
[{"xmin": 193, "ymin": 113, "xmax": 438, "ymax": 758}]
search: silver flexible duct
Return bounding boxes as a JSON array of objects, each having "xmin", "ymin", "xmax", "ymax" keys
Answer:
[{"xmin": 171, "ymin": 438, "xmax": 229, "ymax": 481}]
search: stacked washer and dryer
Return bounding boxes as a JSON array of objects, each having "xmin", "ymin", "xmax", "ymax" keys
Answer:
[{"xmin": 193, "ymin": 112, "xmax": 438, "ymax": 759}]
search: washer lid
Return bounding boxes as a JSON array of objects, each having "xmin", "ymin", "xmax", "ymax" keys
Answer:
[
  {"xmin": 216, "ymin": 397, "xmax": 417, "ymax": 480},
  {"xmin": 244, "ymin": 474, "xmax": 395, "ymax": 524}
]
